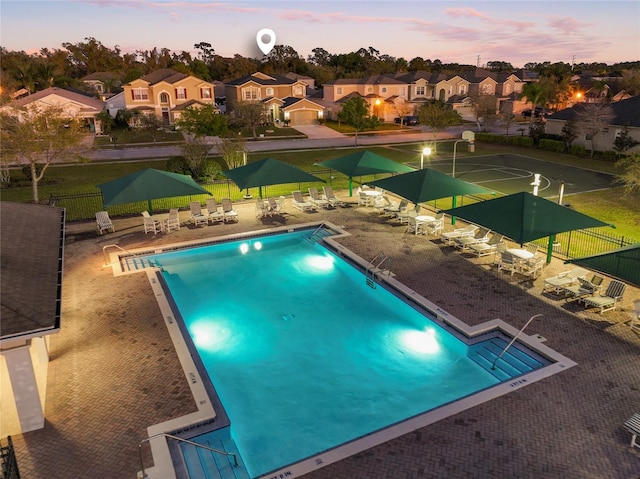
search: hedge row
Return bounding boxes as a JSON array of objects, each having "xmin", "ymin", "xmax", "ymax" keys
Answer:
[{"xmin": 475, "ymin": 133, "xmax": 534, "ymax": 147}]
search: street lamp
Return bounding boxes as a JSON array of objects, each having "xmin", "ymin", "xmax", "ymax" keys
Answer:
[{"xmin": 420, "ymin": 147, "xmax": 431, "ymax": 170}]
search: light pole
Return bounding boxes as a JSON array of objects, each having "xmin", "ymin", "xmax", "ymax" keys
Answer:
[{"xmin": 420, "ymin": 147, "xmax": 431, "ymax": 170}]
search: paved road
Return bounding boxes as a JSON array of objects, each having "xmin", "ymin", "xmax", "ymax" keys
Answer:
[{"xmin": 88, "ymin": 124, "xmax": 515, "ymax": 162}]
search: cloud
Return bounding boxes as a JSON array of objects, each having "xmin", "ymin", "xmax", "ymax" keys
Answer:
[
  {"xmin": 444, "ymin": 7, "xmax": 486, "ymax": 19},
  {"xmin": 80, "ymin": 1, "xmax": 263, "ymax": 14},
  {"xmin": 547, "ymin": 16, "xmax": 590, "ymax": 35}
]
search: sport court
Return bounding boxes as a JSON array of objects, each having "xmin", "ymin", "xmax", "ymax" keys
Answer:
[{"xmin": 425, "ymin": 153, "xmax": 616, "ymax": 200}]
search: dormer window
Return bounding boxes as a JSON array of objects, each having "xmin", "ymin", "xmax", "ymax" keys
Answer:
[
  {"xmin": 200, "ymin": 88, "xmax": 212, "ymax": 99},
  {"xmin": 293, "ymin": 86, "xmax": 303, "ymax": 96},
  {"xmin": 266, "ymin": 88, "xmax": 274, "ymax": 96}
]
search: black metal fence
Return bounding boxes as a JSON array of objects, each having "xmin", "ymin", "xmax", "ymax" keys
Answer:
[{"xmin": 1, "ymin": 436, "xmax": 21, "ymax": 479}]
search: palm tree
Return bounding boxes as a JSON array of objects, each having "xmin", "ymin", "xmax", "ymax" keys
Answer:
[{"xmin": 521, "ymin": 82, "xmax": 549, "ymax": 130}]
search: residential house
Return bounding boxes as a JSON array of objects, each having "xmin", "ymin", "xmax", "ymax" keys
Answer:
[
  {"xmin": 122, "ymin": 69, "xmax": 218, "ymax": 127},
  {"xmin": 225, "ymin": 72, "xmax": 323, "ymax": 125},
  {"xmin": 81, "ymin": 72, "xmax": 122, "ymax": 101},
  {"xmin": 4, "ymin": 87, "xmax": 106, "ymax": 134},
  {"xmin": 545, "ymin": 95, "xmax": 640, "ymax": 153}
]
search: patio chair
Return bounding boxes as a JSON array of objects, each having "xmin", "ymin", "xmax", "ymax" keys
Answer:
[
  {"xmin": 165, "ymin": 208, "xmax": 181, "ymax": 233},
  {"xmin": 580, "ymin": 279, "xmax": 627, "ymax": 314},
  {"xmin": 623, "ymin": 413, "xmax": 640, "ymax": 449},
  {"xmin": 308, "ymin": 187, "xmax": 331, "ymax": 209},
  {"xmin": 383, "ymin": 199, "xmax": 408, "ymax": 218},
  {"xmin": 441, "ymin": 224, "xmax": 478, "ymax": 246},
  {"xmin": 406, "ymin": 215, "xmax": 426, "ymax": 235},
  {"xmin": 520, "ymin": 256, "xmax": 545, "ymax": 279},
  {"xmin": 497, "ymin": 251, "xmax": 517, "ymax": 276},
  {"xmin": 454, "ymin": 227, "xmax": 491, "ymax": 252},
  {"xmin": 221, "ymin": 198, "xmax": 239, "ymax": 222},
  {"xmin": 561, "ymin": 275, "xmax": 603, "ymax": 302},
  {"xmin": 424, "ymin": 212, "xmax": 445, "ymax": 236},
  {"xmin": 357, "ymin": 189, "xmax": 371, "ymax": 207},
  {"xmin": 142, "ymin": 210, "xmax": 163, "ymax": 234},
  {"xmin": 396, "ymin": 204, "xmax": 419, "ymax": 224},
  {"xmin": 322, "ymin": 186, "xmax": 345, "ymax": 207},
  {"xmin": 292, "ymin": 190, "xmax": 317, "ymax": 212},
  {"xmin": 189, "ymin": 202, "xmax": 208, "ymax": 227},
  {"xmin": 632, "ymin": 300, "xmax": 640, "ymax": 331},
  {"xmin": 526, "ymin": 243, "xmax": 539, "ymax": 255},
  {"xmin": 256, "ymin": 198, "xmax": 270, "ymax": 218},
  {"xmin": 543, "ymin": 267, "xmax": 589, "ymax": 294},
  {"xmin": 266, "ymin": 197, "xmax": 282, "ymax": 215},
  {"xmin": 277, "ymin": 196, "xmax": 287, "ymax": 214},
  {"xmin": 469, "ymin": 234, "xmax": 504, "ymax": 258},
  {"xmin": 373, "ymin": 195, "xmax": 392, "ymax": 214},
  {"xmin": 205, "ymin": 198, "xmax": 224, "ymax": 224},
  {"xmin": 95, "ymin": 211, "xmax": 115, "ymax": 235}
]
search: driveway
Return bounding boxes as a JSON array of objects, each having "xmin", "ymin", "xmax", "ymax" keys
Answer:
[{"xmin": 292, "ymin": 124, "xmax": 346, "ymax": 140}]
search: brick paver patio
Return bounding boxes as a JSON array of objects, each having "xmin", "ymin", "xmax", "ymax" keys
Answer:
[{"xmin": 9, "ymin": 195, "xmax": 640, "ymax": 479}]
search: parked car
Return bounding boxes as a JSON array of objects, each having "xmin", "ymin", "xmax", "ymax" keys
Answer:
[
  {"xmin": 394, "ymin": 116, "xmax": 419, "ymax": 126},
  {"xmin": 521, "ymin": 107, "xmax": 553, "ymax": 118}
]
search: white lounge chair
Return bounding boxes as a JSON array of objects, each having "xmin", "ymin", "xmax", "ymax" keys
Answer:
[
  {"xmin": 632, "ymin": 300, "xmax": 640, "ymax": 331},
  {"xmin": 221, "ymin": 198, "xmax": 239, "ymax": 222},
  {"xmin": 441, "ymin": 224, "xmax": 478, "ymax": 245},
  {"xmin": 308, "ymin": 187, "xmax": 331, "ymax": 209},
  {"xmin": 165, "ymin": 208, "xmax": 180, "ymax": 233},
  {"xmin": 292, "ymin": 190, "xmax": 316, "ymax": 212},
  {"xmin": 269, "ymin": 197, "xmax": 284, "ymax": 215},
  {"xmin": 95, "ymin": 211, "xmax": 115, "ymax": 234},
  {"xmin": 469, "ymin": 234, "xmax": 503, "ymax": 258},
  {"xmin": 543, "ymin": 267, "xmax": 589, "ymax": 294},
  {"xmin": 205, "ymin": 198, "xmax": 224, "ymax": 224},
  {"xmin": 624, "ymin": 413, "xmax": 640, "ymax": 449},
  {"xmin": 580, "ymin": 279, "xmax": 627, "ymax": 314},
  {"xmin": 322, "ymin": 186, "xmax": 345, "ymax": 207},
  {"xmin": 256, "ymin": 198, "xmax": 270, "ymax": 218},
  {"xmin": 454, "ymin": 227, "xmax": 491, "ymax": 252},
  {"xmin": 142, "ymin": 210, "xmax": 163, "ymax": 234},
  {"xmin": 561, "ymin": 275, "xmax": 603, "ymax": 302},
  {"xmin": 189, "ymin": 202, "xmax": 208, "ymax": 227}
]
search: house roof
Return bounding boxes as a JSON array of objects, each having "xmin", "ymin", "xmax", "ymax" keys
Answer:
[
  {"xmin": 9, "ymin": 87, "xmax": 105, "ymax": 110},
  {"xmin": 459, "ymin": 68, "xmax": 498, "ymax": 82},
  {"xmin": 326, "ymin": 75, "xmax": 406, "ymax": 86},
  {"xmin": 226, "ymin": 72, "xmax": 299, "ymax": 86},
  {"xmin": 82, "ymin": 72, "xmax": 121, "ymax": 82},
  {"xmin": 548, "ymin": 95, "xmax": 640, "ymax": 127},
  {"xmin": 172, "ymin": 99, "xmax": 216, "ymax": 111},
  {"xmin": 281, "ymin": 97, "xmax": 323, "ymax": 110},
  {"xmin": 136, "ymin": 69, "xmax": 190, "ymax": 86},
  {"xmin": 1, "ymin": 202, "xmax": 65, "ymax": 341}
]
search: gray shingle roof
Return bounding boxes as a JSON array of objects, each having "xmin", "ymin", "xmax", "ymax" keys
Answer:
[
  {"xmin": 10, "ymin": 87, "xmax": 105, "ymax": 110},
  {"xmin": 548, "ymin": 96, "xmax": 640, "ymax": 127}
]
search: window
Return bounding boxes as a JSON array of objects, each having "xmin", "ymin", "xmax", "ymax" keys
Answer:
[
  {"xmin": 459, "ymin": 86, "xmax": 466, "ymax": 94},
  {"xmin": 160, "ymin": 92, "xmax": 169, "ymax": 103},
  {"xmin": 505, "ymin": 83, "xmax": 512, "ymax": 94},
  {"xmin": 416, "ymin": 86, "xmax": 426, "ymax": 96},
  {"xmin": 132, "ymin": 88, "xmax": 149, "ymax": 101},
  {"xmin": 381, "ymin": 87, "xmax": 387, "ymax": 93},
  {"xmin": 242, "ymin": 87, "xmax": 260, "ymax": 100},
  {"xmin": 481, "ymin": 84, "xmax": 493, "ymax": 94},
  {"xmin": 367, "ymin": 87, "xmax": 373, "ymax": 93},
  {"xmin": 266, "ymin": 88, "xmax": 273, "ymax": 96},
  {"xmin": 175, "ymin": 87, "xmax": 187, "ymax": 100},
  {"xmin": 200, "ymin": 88, "xmax": 212, "ymax": 99},
  {"xmin": 293, "ymin": 86, "xmax": 303, "ymax": 96},
  {"xmin": 337, "ymin": 87, "xmax": 343, "ymax": 95}
]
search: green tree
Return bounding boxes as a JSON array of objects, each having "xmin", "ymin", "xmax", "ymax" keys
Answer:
[
  {"xmin": 613, "ymin": 125, "xmax": 640, "ymax": 156},
  {"xmin": 561, "ymin": 119, "xmax": 579, "ymax": 149},
  {"xmin": 176, "ymin": 105, "xmax": 228, "ymax": 137},
  {"xmin": 216, "ymin": 136, "xmax": 247, "ymax": 170},
  {"xmin": 231, "ymin": 101, "xmax": 267, "ymax": 139},
  {"xmin": 468, "ymin": 93, "xmax": 497, "ymax": 132},
  {"xmin": 138, "ymin": 114, "xmax": 165, "ymax": 142},
  {"xmin": 615, "ymin": 153, "xmax": 640, "ymax": 196},
  {"xmin": 337, "ymin": 96, "xmax": 381, "ymax": 146},
  {"xmin": 0, "ymin": 104, "xmax": 88, "ymax": 202},
  {"xmin": 416, "ymin": 101, "xmax": 462, "ymax": 153},
  {"xmin": 179, "ymin": 136, "xmax": 211, "ymax": 179},
  {"xmin": 95, "ymin": 109, "xmax": 115, "ymax": 135},
  {"xmin": 521, "ymin": 82, "xmax": 550, "ymax": 130}
]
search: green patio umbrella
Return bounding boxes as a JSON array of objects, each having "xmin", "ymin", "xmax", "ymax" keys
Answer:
[
  {"xmin": 566, "ymin": 244, "xmax": 640, "ymax": 287},
  {"xmin": 443, "ymin": 192, "xmax": 613, "ymax": 263},
  {"xmin": 97, "ymin": 168, "xmax": 211, "ymax": 212},
  {"xmin": 316, "ymin": 150, "xmax": 415, "ymax": 196},
  {"xmin": 368, "ymin": 167, "xmax": 491, "ymax": 205},
  {"xmin": 222, "ymin": 157, "xmax": 324, "ymax": 198}
]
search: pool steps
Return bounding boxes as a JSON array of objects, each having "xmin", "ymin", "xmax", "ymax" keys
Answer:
[
  {"xmin": 469, "ymin": 337, "xmax": 547, "ymax": 382},
  {"xmin": 180, "ymin": 427, "xmax": 250, "ymax": 479}
]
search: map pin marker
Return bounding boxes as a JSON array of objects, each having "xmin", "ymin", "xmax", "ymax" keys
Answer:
[{"xmin": 256, "ymin": 28, "xmax": 276, "ymax": 55}]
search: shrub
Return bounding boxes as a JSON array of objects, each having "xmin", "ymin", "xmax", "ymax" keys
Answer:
[
  {"xmin": 166, "ymin": 156, "xmax": 190, "ymax": 174},
  {"xmin": 506, "ymin": 136, "xmax": 534, "ymax": 147},
  {"xmin": 200, "ymin": 158, "xmax": 222, "ymax": 180},
  {"xmin": 570, "ymin": 144, "xmax": 587, "ymax": 155},
  {"xmin": 539, "ymin": 139, "xmax": 566, "ymax": 152},
  {"xmin": 475, "ymin": 133, "xmax": 504, "ymax": 143},
  {"xmin": 602, "ymin": 150, "xmax": 618, "ymax": 162},
  {"xmin": 21, "ymin": 163, "xmax": 43, "ymax": 181}
]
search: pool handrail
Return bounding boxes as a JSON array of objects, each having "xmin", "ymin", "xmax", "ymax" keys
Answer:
[
  {"xmin": 491, "ymin": 314, "xmax": 543, "ymax": 370},
  {"xmin": 138, "ymin": 432, "xmax": 238, "ymax": 478}
]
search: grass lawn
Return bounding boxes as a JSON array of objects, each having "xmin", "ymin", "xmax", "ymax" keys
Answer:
[
  {"xmin": 323, "ymin": 119, "xmax": 407, "ymax": 134},
  {"xmin": 94, "ymin": 127, "xmax": 183, "ymax": 146},
  {"xmin": 1, "ymin": 142, "xmax": 637, "ymax": 240}
]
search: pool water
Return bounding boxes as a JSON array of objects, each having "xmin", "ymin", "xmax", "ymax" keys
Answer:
[{"xmin": 147, "ymin": 230, "xmax": 540, "ymax": 477}]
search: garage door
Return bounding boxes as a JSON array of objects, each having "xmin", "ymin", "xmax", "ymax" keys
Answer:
[{"xmin": 289, "ymin": 109, "xmax": 318, "ymax": 126}]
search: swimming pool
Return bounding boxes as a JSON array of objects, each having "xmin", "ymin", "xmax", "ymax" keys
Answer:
[{"xmin": 119, "ymin": 223, "xmax": 575, "ymax": 479}]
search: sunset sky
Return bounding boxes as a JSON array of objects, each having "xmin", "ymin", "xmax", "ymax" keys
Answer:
[{"xmin": 2, "ymin": 0, "xmax": 639, "ymax": 67}]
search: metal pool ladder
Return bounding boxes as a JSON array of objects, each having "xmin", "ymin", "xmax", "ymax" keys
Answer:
[
  {"xmin": 305, "ymin": 224, "xmax": 326, "ymax": 244},
  {"xmin": 366, "ymin": 252, "xmax": 391, "ymax": 288}
]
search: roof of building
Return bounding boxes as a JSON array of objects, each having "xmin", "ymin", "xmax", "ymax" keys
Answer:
[
  {"xmin": 548, "ymin": 95, "xmax": 640, "ymax": 127},
  {"xmin": 137, "ymin": 69, "xmax": 190, "ymax": 86},
  {"xmin": 81, "ymin": 72, "xmax": 121, "ymax": 82},
  {"xmin": 326, "ymin": 75, "xmax": 407, "ymax": 86},
  {"xmin": 226, "ymin": 72, "xmax": 299, "ymax": 86},
  {"xmin": 9, "ymin": 87, "xmax": 105, "ymax": 110},
  {"xmin": 1, "ymin": 202, "xmax": 65, "ymax": 340}
]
